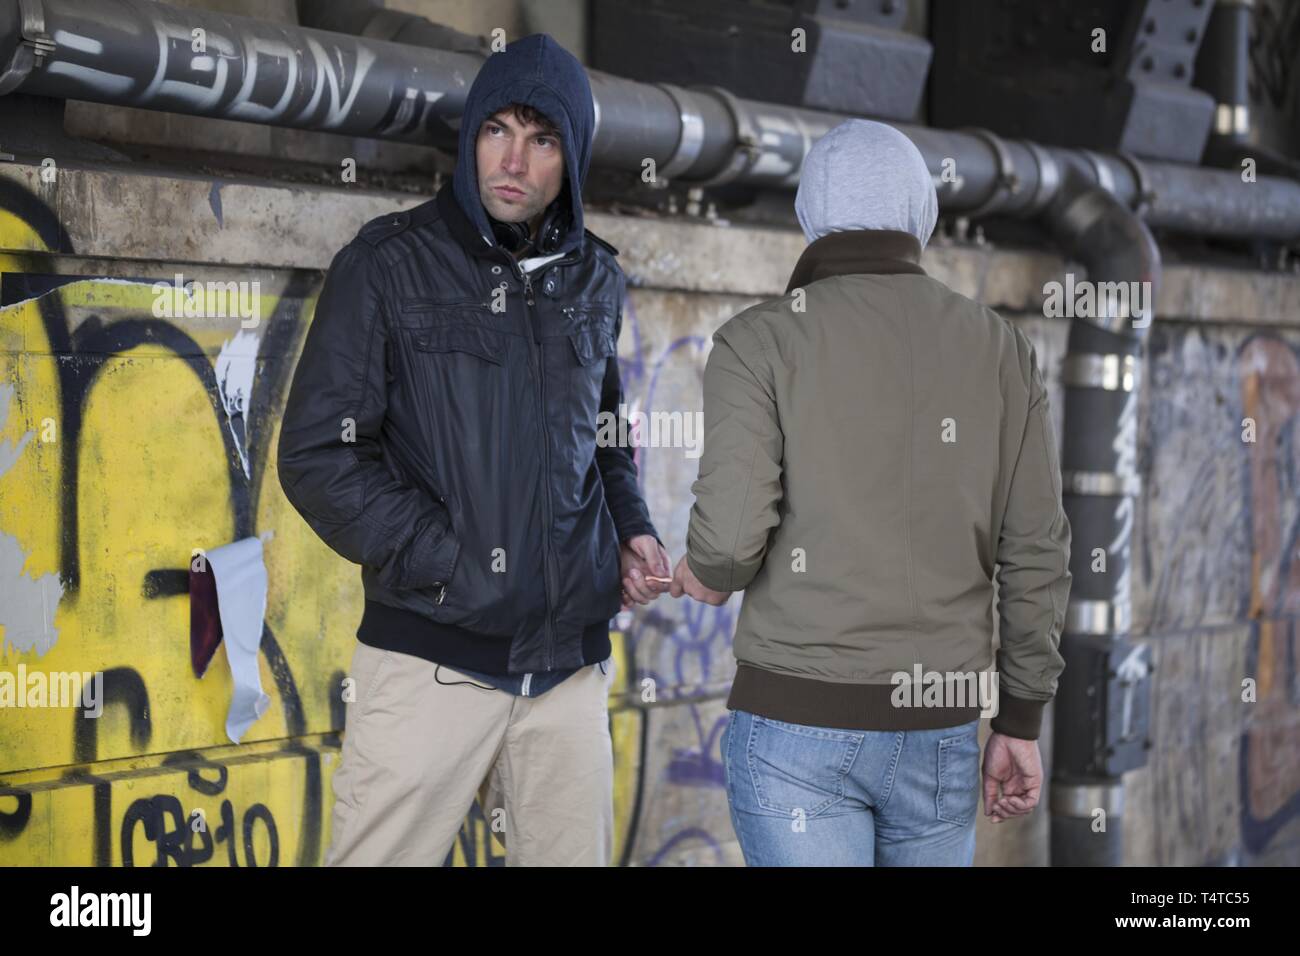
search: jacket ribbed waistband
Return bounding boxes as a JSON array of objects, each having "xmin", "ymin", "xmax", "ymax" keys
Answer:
[
  {"xmin": 726, "ymin": 663, "xmax": 981, "ymax": 731},
  {"xmin": 357, "ymin": 599, "xmax": 611, "ymax": 675}
]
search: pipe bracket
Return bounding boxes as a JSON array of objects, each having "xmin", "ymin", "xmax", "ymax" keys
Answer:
[
  {"xmin": 688, "ymin": 85, "xmax": 759, "ymax": 187},
  {"xmin": 1116, "ymin": 150, "xmax": 1157, "ymax": 217},
  {"xmin": 1066, "ymin": 599, "xmax": 1133, "ymax": 636},
  {"xmin": 958, "ymin": 126, "xmax": 1022, "ymax": 219},
  {"xmin": 1050, "ymin": 782, "xmax": 1125, "ymax": 818},
  {"xmin": 1018, "ymin": 139, "xmax": 1060, "ymax": 217},
  {"xmin": 1061, "ymin": 353, "xmax": 1139, "ymax": 392},
  {"xmin": 655, "ymin": 83, "xmax": 707, "ymax": 182},
  {"xmin": 1063, "ymin": 469, "xmax": 1142, "ymax": 497},
  {"xmin": 0, "ymin": 0, "xmax": 53, "ymax": 96}
]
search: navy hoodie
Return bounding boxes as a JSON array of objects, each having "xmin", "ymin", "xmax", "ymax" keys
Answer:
[{"xmin": 452, "ymin": 34, "xmax": 595, "ymax": 257}]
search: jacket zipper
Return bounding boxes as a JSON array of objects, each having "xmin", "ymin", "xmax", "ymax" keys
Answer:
[
  {"xmin": 501, "ymin": 245, "xmax": 581, "ymax": 670},
  {"xmin": 516, "ymin": 259, "xmax": 559, "ymax": 670}
]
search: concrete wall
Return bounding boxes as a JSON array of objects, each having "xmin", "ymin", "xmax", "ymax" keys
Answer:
[{"xmin": 1, "ymin": 154, "xmax": 1298, "ymax": 866}]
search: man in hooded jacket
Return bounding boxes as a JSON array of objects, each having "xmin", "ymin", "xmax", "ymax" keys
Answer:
[
  {"xmin": 278, "ymin": 34, "xmax": 671, "ymax": 866},
  {"xmin": 671, "ymin": 119, "xmax": 1072, "ymax": 865}
]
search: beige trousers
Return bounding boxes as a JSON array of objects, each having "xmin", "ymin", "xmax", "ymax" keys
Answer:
[{"xmin": 324, "ymin": 641, "xmax": 616, "ymax": 866}]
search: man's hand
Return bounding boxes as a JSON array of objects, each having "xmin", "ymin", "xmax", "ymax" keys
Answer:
[
  {"xmin": 668, "ymin": 554, "xmax": 730, "ymax": 606},
  {"xmin": 982, "ymin": 732, "xmax": 1043, "ymax": 823},
  {"xmin": 620, "ymin": 534, "xmax": 672, "ymax": 610}
]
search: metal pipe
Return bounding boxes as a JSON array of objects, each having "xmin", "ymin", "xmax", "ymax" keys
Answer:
[
  {"xmin": 1198, "ymin": 0, "xmax": 1253, "ymax": 144},
  {"xmin": 1041, "ymin": 164, "xmax": 1160, "ymax": 867},
  {"xmin": 1194, "ymin": 0, "xmax": 1300, "ymax": 180},
  {"xmin": 2, "ymin": 0, "xmax": 1298, "ymax": 240},
  {"xmin": 0, "ymin": 0, "xmax": 474, "ymax": 146}
]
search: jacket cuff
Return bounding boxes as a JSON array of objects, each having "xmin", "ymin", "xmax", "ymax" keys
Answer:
[
  {"xmin": 617, "ymin": 520, "xmax": 660, "ymax": 547},
  {"xmin": 686, "ymin": 552, "xmax": 731, "ymax": 593},
  {"xmin": 990, "ymin": 690, "xmax": 1047, "ymax": 740},
  {"xmin": 395, "ymin": 518, "xmax": 460, "ymax": 591}
]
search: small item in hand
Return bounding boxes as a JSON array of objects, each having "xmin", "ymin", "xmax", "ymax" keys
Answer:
[{"xmin": 645, "ymin": 575, "xmax": 672, "ymax": 584}]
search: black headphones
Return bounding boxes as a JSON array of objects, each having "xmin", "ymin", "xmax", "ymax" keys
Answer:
[{"xmin": 489, "ymin": 183, "xmax": 572, "ymax": 256}]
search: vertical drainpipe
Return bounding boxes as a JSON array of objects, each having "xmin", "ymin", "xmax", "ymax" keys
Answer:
[
  {"xmin": 1199, "ymin": 0, "xmax": 1253, "ymax": 150},
  {"xmin": 1196, "ymin": 0, "xmax": 1300, "ymax": 179},
  {"xmin": 1041, "ymin": 162, "xmax": 1161, "ymax": 866}
]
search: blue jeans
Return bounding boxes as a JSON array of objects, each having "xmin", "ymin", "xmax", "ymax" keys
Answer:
[{"xmin": 722, "ymin": 709, "xmax": 981, "ymax": 866}]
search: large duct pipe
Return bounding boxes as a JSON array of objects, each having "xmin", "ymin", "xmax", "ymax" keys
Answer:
[
  {"xmin": 0, "ymin": 0, "xmax": 475, "ymax": 146},
  {"xmin": 2, "ymin": 0, "xmax": 1300, "ymax": 242},
  {"xmin": 1041, "ymin": 162, "xmax": 1160, "ymax": 867}
]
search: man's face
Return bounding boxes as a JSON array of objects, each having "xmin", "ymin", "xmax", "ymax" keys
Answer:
[{"xmin": 476, "ymin": 109, "xmax": 565, "ymax": 231}]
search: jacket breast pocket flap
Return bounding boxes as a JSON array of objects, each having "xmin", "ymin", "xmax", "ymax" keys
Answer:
[
  {"xmin": 400, "ymin": 298, "xmax": 493, "ymax": 330},
  {"xmin": 414, "ymin": 326, "xmax": 503, "ymax": 365},
  {"xmin": 568, "ymin": 327, "xmax": 617, "ymax": 367}
]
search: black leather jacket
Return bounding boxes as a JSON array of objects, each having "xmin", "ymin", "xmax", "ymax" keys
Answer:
[{"xmin": 277, "ymin": 182, "xmax": 659, "ymax": 674}]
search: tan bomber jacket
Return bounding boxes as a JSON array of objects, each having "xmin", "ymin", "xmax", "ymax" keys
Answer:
[{"xmin": 685, "ymin": 228, "xmax": 1071, "ymax": 740}]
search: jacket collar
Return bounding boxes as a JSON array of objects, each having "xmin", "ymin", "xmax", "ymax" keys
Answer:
[
  {"xmin": 438, "ymin": 180, "xmax": 498, "ymax": 260},
  {"xmin": 438, "ymin": 181, "xmax": 584, "ymax": 270},
  {"xmin": 784, "ymin": 229, "xmax": 927, "ymax": 293}
]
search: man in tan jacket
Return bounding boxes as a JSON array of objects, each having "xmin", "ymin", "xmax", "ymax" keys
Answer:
[{"xmin": 671, "ymin": 119, "xmax": 1071, "ymax": 866}]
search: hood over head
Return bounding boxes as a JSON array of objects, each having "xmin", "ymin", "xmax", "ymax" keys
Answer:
[
  {"xmin": 794, "ymin": 119, "xmax": 939, "ymax": 249},
  {"xmin": 452, "ymin": 34, "xmax": 595, "ymax": 257}
]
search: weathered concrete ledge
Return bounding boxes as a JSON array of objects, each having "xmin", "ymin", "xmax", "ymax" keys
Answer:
[{"xmin": 3, "ymin": 160, "xmax": 1297, "ymax": 326}]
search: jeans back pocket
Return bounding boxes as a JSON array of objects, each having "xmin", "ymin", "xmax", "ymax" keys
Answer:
[{"xmin": 746, "ymin": 714, "xmax": 863, "ymax": 818}]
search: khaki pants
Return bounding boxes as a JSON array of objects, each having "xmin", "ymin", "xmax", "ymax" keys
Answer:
[{"xmin": 324, "ymin": 641, "xmax": 616, "ymax": 866}]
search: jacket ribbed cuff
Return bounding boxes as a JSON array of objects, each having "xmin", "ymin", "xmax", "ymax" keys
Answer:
[
  {"xmin": 685, "ymin": 552, "xmax": 732, "ymax": 593},
  {"xmin": 617, "ymin": 519, "xmax": 660, "ymax": 548},
  {"xmin": 990, "ymin": 690, "xmax": 1047, "ymax": 740}
]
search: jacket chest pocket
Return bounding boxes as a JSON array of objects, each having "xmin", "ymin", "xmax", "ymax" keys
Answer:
[
  {"xmin": 413, "ymin": 326, "xmax": 504, "ymax": 365},
  {"xmin": 562, "ymin": 327, "xmax": 617, "ymax": 425},
  {"xmin": 560, "ymin": 301, "xmax": 618, "ymax": 367},
  {"xmin": 568, "ymin": 327, "xmax": 617, "ymax": 368},
  {"xmin": 400, "ymin": 297, "xmax": 490, "ymax": 329}
]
